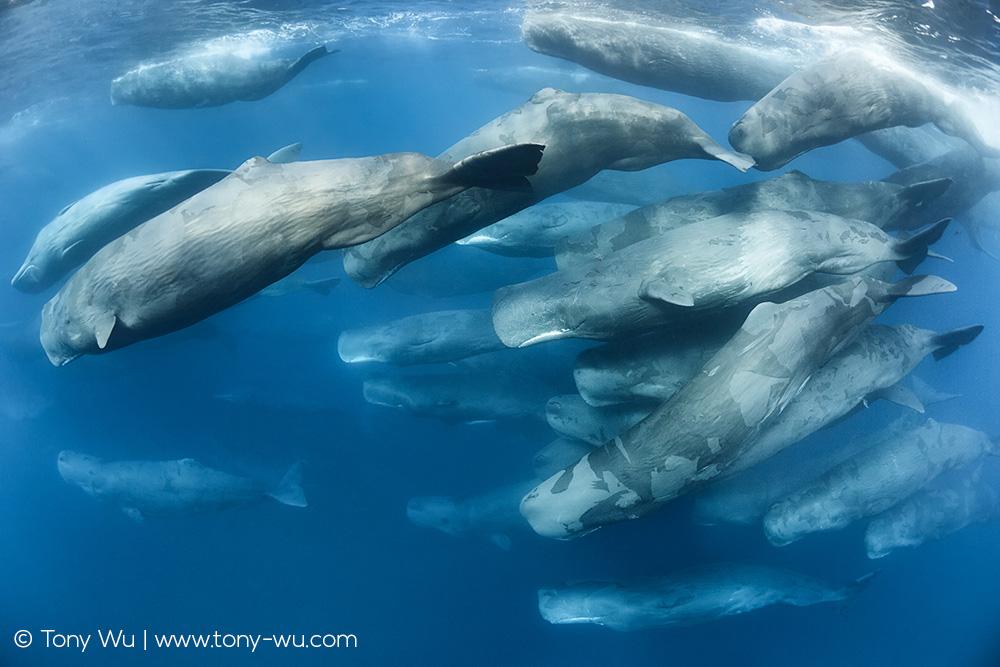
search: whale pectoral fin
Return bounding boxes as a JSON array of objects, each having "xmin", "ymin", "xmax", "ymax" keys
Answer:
[
  {"xmin": 489, "ymin": 533, "xmax": 512, "ymax": 551},
  {"xmin": 869, "ymin": 384, "xmax": 924, "ymax": 413},
  {"xmin": 122, "ymin": 507, "xmax": 144, "ymax": 524},
  {"xmin": 638, "ymin": 278, "xmax": 695, "ymax": 307},
  {"xmin": 94, "ymin": 313, "xmax": 117, "ymax": 350}
]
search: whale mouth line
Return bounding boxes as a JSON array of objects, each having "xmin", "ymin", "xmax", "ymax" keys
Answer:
[
  {"xmin": 367, "ymin": 398, "xmax": 405, "ymax": 409},
  {"xmin": 456, "ymin": 234, "xmax": 498, "ymax": 246},
  {"xmin": 518, "ymin": 328, "xmax": 572, "ymax": 347},
  {"xmin": 11, "ymin": 263, "xmax": 42, "ymax": 290}
]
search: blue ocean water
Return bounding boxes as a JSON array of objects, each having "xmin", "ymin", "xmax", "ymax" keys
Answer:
[{"xmin": 1, "ymin": 1, "xmax": 1000, "ymax": 665}]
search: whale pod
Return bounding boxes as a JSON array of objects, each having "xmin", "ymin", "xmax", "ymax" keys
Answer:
[{"xmin": 520, "ymin": 274, "xmax": 957, "ymax": 539}]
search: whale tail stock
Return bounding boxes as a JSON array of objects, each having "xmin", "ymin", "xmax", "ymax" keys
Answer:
[
  {"xmin": 931, "ymin": 324, "xmax": 984, "ymax": 360},
  {"xmin": 440, "ymin": 143, "xmax": 545, "ymax": 192},
  {"xmin": 893, "ymin": 218, "xmax": 952, "ymax": 273},
  {"xmin": 269, "ymin": 462, "xmax": 308, "ymax": 508},
  {"xmin": 288, "ymin": 46, "xmax": 337, "ymax": 78}
]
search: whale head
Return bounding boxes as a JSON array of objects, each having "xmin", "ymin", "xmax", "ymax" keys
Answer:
[
  {"xmin": 729, "ymin": 100, "xmax": 805, "ymax": 171},
  {"xmin": 57, "ymin": 450, "xmax": 107, "ymax": 497},
  {"xmin": 537, "ymin": 584, "xmax": 625, "ymax": 628},
  {"xmin": 40, "ymin": 292, "xmax": 117, "ymax": 367},
  {"xmin": 12, "ymin": 200, "xmax": 86, "ymax": 293},
  {"xmin": 361, "ymin": 378, "xmax": 413, "ymax": 409},
  {"xmin": 337, "ymin": 329, "xmax": 388, "ymax": 364},
  {"xmin": 406, "ymin": 496, "xmax": 464, "ymax": 535},
  {"xmin": 10, "ymin": 262, "xmax": 45, "ymax": 292}
]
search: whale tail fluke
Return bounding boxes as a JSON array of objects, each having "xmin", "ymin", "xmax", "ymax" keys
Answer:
[
  {"xmin": 931, "ymin": 324, "xmax": 984, "ymax": 360},
  {"xmin": 883, "ymin": 274, "xmax": 957, "ymax": 301},
  {"xmin": 441, "ymin": 143, "xmax": 545, "ymax": 192},
  {"xmin": 894, "ymin": 218, "xmax": 951, "ymax": 273},
  {"xmin": 270, "ymin": 462, "xmax": 308, "ymax": 508}
]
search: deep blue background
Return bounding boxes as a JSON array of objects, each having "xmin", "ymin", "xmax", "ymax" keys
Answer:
[{"xmin": 1, "ymin": 2, "xmax": 1000, "ymax": 665}]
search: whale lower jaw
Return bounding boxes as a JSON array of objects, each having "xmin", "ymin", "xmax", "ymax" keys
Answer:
[
  {"xmin": 455, "ymin": 234, "xmax": 500, "ymax": 247},
  {"xmin": 517, "ymin": 329, "xmax": 573, "ymax": 348},
  {"xmin": 340, "ymin": 353, "xmax": 379, "ymax": 364}
]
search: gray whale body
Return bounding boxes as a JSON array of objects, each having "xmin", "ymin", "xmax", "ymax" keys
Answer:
[
  {"xmin": 764, "ymin": 419, "xmax": 996, "ymax": 546},
  {"xmin": 522, "ymin": 12, "xmax": 799, "ymax": 102},
  {"xmin": 338, "ymin": 309, "xmax": 504, "ymax": 366},
  {"xmin": 730, "ymin": 50, "xmax": 1000, "ymax": 170},
  {"xmin": 555, "ymin": 170, "xmax": 952, "ymax": 269},
  {"xmin": 58, "ymin": 450, "xmax": 307, "ymax": 521},
  {"xmin": 12, "ymin": 143, "xmax": 303, "ymax": 293},
  {"xmin": 538, "ymin": 563, "xmax": 873, "ymax": 631},
  {"xmin": 111, "ymin": 45, "xmax": 334, "ymax": 108},
  {"xmin": 12, "ymin": 170, "xmax": 228, "ymax": 293},
  {"xmin": 494, "ymin": 210, "xmax": 950, "ymax": 348},
  {"xmin": 40, "ymin": 143, "xmax": 543, "ymax": 366},
  {"xmin": 343, "ymin": 88, "xmax": 752, "ymax": 287}
]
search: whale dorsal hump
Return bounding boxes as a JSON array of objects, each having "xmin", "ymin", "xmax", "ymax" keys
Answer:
[
  {"xmin": 234, "ymin": 156, "xmax": 270, "ymax": 175},
  {"xmin": 94, "ymin": 313, "xmax": 116, "ymax": 349},
  {"xmin": 530, "ymin": 87, "xmax": 563, "ymax": 103},
  {"xmin": 639, "ymin": 278, "xmax": 696, "ymax": 307}
]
